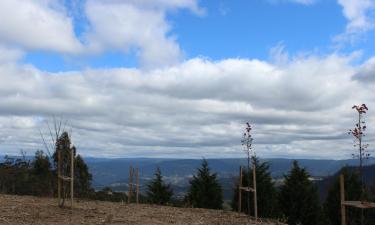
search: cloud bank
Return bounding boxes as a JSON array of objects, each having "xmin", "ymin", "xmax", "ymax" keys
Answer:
[
  {"xmin": 0, "ymin": 0, "xmax": 375, "ymax": 159},
  {"xmin": 1, "ymin": 53, "xmax": 374, "ymax": 159}
]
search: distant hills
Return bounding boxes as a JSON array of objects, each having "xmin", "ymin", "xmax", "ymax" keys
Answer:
[
  {"xmin": 85, "ymin": 157, "xmax": 375, "ymax": 199},
  {"xmin": 2, "ymin": 155, "xmax": 374, "ymax": 200}
]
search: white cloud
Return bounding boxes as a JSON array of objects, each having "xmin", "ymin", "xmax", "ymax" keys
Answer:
[
  {"xmin": 81, "ymin": 0, "xmax": 204, "ymax": 68},
  {"xmin": 84, "ymin": 0, "xmax": 184, "ymax": 68},
  {"xmin": 0, "ymin": 0, "xmax": 82, "ymax": 53},
  {"xmin": 109, "ymin": 0, "xmax": 205, "ymax": 15},
  {"xmin": 0, "ymin": 45, "xmax": 24, "ymax": 63},
  {"xmin": 0, "ymin": 54, "xmax": 373, "ymax": 159},
  {"xmin": 0, "ymin": 0, "xmax": 374, "ymax": 159},
  {"xmin": 0, "ymin": 0, "xmax": 203, "ymax": 67},
  {"xmin": 335, "ymin": 0, "xmax": 375, "ymax": 43},
  {"xmin": 269, "ymin": 42, "xmax": 290, "ymax": 65},
  {"xmin": 353, "ymin": 56, "xmax": 375, "ymax": 82}
]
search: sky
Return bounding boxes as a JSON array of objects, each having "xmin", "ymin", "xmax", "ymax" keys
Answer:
[{"xmin": 1, "ymin": 0, "xmax": 375, "ymax": 159}]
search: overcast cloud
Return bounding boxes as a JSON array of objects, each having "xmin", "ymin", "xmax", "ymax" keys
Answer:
[{"xmin": 0, "ymin": 0, "xmax": 375, "ymax": 159}]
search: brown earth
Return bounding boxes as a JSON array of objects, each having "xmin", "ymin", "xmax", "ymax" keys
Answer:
[{"xmin": 0, "ymin": 194, "xmax": 284, "ymax": 225}]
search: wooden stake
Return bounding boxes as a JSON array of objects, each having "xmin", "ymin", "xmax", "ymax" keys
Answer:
[
  {"xmin": 253, "ymin": 163, "xmax": 258, "ymax": 221},
  {"xmin": 57, "ymin": 146, "xmax": 61, "ymax": 206},
  {"xmin": 70, "ymin": 148, "xmax": 74, "ymax": 208},
  {"xmin": 136, "ymin": 167, "xmax": 139, "ymax": 204},
  {"xmin": 238, "ymin": 166, "xmax": 242, "ymax": 213},
  {"xmin": 340, "ymin": 174, "xmax": 346, "ymax": 225},
  {"xmin": 128, "ymin": 165, "xmax": 133, "ymax": 204}
]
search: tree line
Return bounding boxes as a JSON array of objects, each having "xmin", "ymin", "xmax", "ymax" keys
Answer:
[
  {"xmin": 146, "ymin": 157, "xmax": 375, "ymax": 225},
  {"xmin": 233, "ymin": 157, "xmax": 375, "ymax": 225},
  {"xmin": 1, "ymin": 137, "xmax": 375, "ymax": 224},
  {"xmin": 0, "ymin": 132, "xmax": 93, "ymax": 198}
]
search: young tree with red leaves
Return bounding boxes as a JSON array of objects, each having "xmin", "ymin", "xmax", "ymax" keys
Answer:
[
  {"xmin": 241, "ymin": 122, "xmax": 254, "ymax": 216},
  {"xmin": 348, "ymin": 104, "xmax": 370, "ymax": 225},
  {"xmin": 349, "ymin": 104, "xmax": 370, "ymax": 189}
]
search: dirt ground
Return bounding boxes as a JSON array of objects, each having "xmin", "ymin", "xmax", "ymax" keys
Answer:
[{"xmin": 0, "ymin": 194, "xmax": 284, "ymax": 225}]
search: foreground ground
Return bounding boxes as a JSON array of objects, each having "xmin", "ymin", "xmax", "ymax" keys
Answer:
[{"xmin": 0, "ymin": 195, "xmax": 284, "ymax": 225}]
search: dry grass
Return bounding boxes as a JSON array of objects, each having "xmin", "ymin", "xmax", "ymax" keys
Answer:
[{"xmin": 0, "ymin": 194, "xmax": 284, "ymax": 225}]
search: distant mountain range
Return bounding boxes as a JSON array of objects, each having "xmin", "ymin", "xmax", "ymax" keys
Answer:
[
  {"xmin": 2, "ymin": 155, "xmax": 374, "ymax": 200},
  {"xmin": 317, "ymin": 163, "xmax": 375, "ymax": 201},
  {"xmin": 84, "ymin": 157, "xmax": 375, "ymax": 199}
]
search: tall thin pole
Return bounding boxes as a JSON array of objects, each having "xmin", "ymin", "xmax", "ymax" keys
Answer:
[
  {"xmin": 359, "ymin": 113, "xmax": 362, "ymax": 179},
  {"xmin": 253, "ymin": 163, "xmax": 258, "ymax": 221},
  {"xmin": 70, "ymin": 148, "xmax": 74, "ymax": 208},
  {"xmin": 340, "ymin": 174, "xmax": 346, "ymax": 225},
  {"xmin": 57, "ymin": 146, "xmax": 61, "ymax": 206},
  {"xmin": 136, "ymin": 167, "xmax": 139, "ymax": 204},
  {"xmin": 238, "ymin": 166, "xmax": 242, "ymax": 213},
  {"xmin": 128, "ymin": 165, "xmax": 133, "ymax": 204},
  {"xmin": 247, "ymin": 152, "xmax": 251, "ymax": 216},
  {"xmin": 358, "ymin": 113, "xmax": 364, "ymax": 225}
]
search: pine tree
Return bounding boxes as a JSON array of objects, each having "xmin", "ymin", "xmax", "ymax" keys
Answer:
[
  {"xmin": 146, "ymin": 167, "xmax": 173, "ymax": 205},
  {"xmin": 369, "ymin": 182, "xmax": 375, "ymax": 224},
  {"xmin": 0, "ymin": 155, "xmax": 31, "ymax": 195},
  {"xmin": 186, "ymin": 159, "xmax": 223, "ymax": 209},
  {"xmin": 323, "ymin": 167, "xmax": 371, "ymax": 225},
  {"xmin": 232, "ymin": 156, "xmax": 279, "ymax": 218},
  {"xmin": 31, "ymin": 150, "xmax": 53, "ymax": 196},
  {"xmin": 74, "ymin": 154, "xmax": 93, "ymax": 198},
  {"xmin": 278, "ymin": 160, "xmax": 321, "ymax": 225},
  {"xmin": 52, "ymin": 132, "xmax": 92, "ymax": 200}
]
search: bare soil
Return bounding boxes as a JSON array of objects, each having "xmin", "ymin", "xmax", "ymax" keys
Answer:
[{"xmin": 0, "ymin": 195, "xmax": 284, "ymax": 225}]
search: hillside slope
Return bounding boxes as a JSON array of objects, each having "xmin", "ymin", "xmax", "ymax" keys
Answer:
[{"xmin": 0, "ymin": 195, "xmax": 284, "ymax": 225}]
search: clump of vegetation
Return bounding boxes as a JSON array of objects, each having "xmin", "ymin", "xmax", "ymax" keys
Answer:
[
  {"xmin": 185, "ymin": 159, "xmax": 223, "ymax": 209},
  {"xmin": 323, "ymin": 168, "xmax": 363, "ymax": 225},
  {"xmin": 0, "ymin": 132, "xmax": 93, "ymax": 200},
  {"xmin": 232, "ymin": 156, "xmax": 279, "ymax": 218},
  {"xmin": 278, "ymin": 161, "xmax": 321, "ymax": 225},
  {"xmin": 146, "ymin": 167, "xmax": 173, "ymax": 205}
]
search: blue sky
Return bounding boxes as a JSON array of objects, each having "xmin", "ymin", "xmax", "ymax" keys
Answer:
[
  {"xmin": 20, "ymin": 0, "xmax": 374, "ymax": 72},
  {"xmin": 172, "ymin": 0, "xmax": 344, "ymax": 59},
  {"xmin": 1, "ymin": 0, "xmax": 375, "ymax": 159}
]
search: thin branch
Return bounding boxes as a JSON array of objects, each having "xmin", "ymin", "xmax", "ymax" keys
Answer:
[
  {"xmin": 47, "ymin": 121, "xmax": 56, "ymax": 147},
  {"xmin": 39, "ymin": 128, "xmax": 52, "ymax": 158},
  {"xmin": 53, "ymin": 115, "xmax": 58, "ymax": 140}
]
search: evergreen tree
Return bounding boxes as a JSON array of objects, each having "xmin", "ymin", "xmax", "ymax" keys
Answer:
[
  {"xmin": 185, "ymin": 159, "xmax": 223, "ymax": 209},
  {"xmin": 0, "ymin": 155, "xmax": 31, "ymax": 195},
  {"xmin": 369, "ymin": 182, "xmax": 375, "ymax": 224},
  {"xmin": 74, "ymin": 153, "xmax": 93, "ymax": 198},
  {"xmin": 146, "ymin": 167, "xmax": 173, "ymax": 205},
  {"xmin": 323, "ymin": 167, "xmax": 371, "ymax": 225},
  {"xmin": 53, "ymin": 132, "xmax": 92, "ymax": 199},
  {"xmin": 232, "ymin": 156, "xmax": 279, "ymax": 218},
  {"xmin": 278, "ymin": 160, "xmax": 321, "ymax": 225},
  {"xmin": 31, "ymin": 150, "xmax": 53, "ymax": 196}
]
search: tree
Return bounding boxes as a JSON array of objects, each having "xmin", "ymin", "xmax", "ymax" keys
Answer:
[
  {"xmin": 185, "ymin": 159, "xmax": 223, "ymax": 209},
  {"xmin": 52, "ymin": 132, "xmax": 92, "ymax": 202},
  {"xmin": 146, "ymin": 167, "xmax": 173, "ymax": 205},
  {"xmin": 232, "ymin": 156, "xmax": 279, "ymax": 218},
  {"xmin": 0, "ymin": 154, "xmax": 32, "ymax": 195},
  {"xmin": 74, "ymin": 154, "xmax": 93, "ymax": 198},
  {"xmin": 52, "ymin": 131, "xmax": 73, "ymax": 205},
  {"xmin": 349, "ymin": 104, "xmax": 370, "ymax": 225},
  {"xmin": 324, "ymin": 168, "xmax": 372, "ymax": 225},
  {"xmin": 278, "ymin": 160, "xmax": 321, "ymax": 225},
  {"xmin": 241, "ymin": 122, "xmax": 254, "ymax": 215},
  {"xmin": 31, "ymin": 150, "xmax": 53, "ymax": 196}
]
